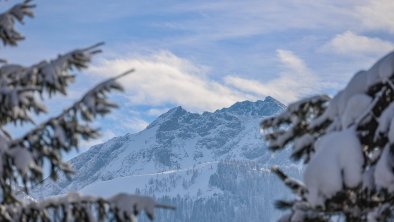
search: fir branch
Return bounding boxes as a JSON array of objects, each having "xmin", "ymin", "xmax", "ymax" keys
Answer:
[
  {"xmin": 1, "ymin": 192, "xmax": 175, "ymax": 222},
  {"xmin": 2, "ymin": 70, "xmax": 134, "ymax": 197},
  {"xmin": 0, "ymin": 43, "xmax": 104, "ymax": 126},
  {"xmin": 0, "ymin": 0, "xmax": 35, "ymax": 46}
]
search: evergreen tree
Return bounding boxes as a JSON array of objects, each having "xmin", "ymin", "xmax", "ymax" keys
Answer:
[
  {"xmin": 0, "ymin": 1, "xmax": 173, "ymax": 221},
  {"xmin": 262, "ymin": 51, "xmax": 394, "ymax": 221}
]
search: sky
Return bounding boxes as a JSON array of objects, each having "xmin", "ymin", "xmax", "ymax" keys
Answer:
[{"xmin": 1, "ymin": 0, "xmax": 394, "ymax": 153}]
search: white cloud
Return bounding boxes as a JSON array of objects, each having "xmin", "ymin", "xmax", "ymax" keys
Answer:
[
  {"xmin": 89, "ymin": 51, "xmax": 253, "ymax": 112},
  {"xmin": 79, "ymin": 130, "xmax": 116, "ymax": 150},
  {"xmin": 355, "ymin": 0, "xmax": 394, "ymax": 34},
  {"xmin": 163, "ymin": 1, "xmax": 357, "ymax": 42},
  {"xmin": 120, "ymin": 117, "xmax": 149, "ymax": 132},
  {"xmin": 322, "ymin": 31, "xmax": 394, "ymax": 56},
  {"xmin": 90, "ymin": 50, "xmax": 321, "ymax": 110},
  {"xmin": 276, "ymin": 49, "xmax": 309, "ymax": 73},
  {"xmin": 147, "ymin": 108, "xmax": 171, "ymax": 116},
  {"xmin": 225, "ymin": 49, "xmax": 320, "ymax": 104}
]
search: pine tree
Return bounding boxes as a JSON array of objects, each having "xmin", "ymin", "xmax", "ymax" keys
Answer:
[
  {"xmin": 262, "ymin": 51, "xmax": 394, "ymax": 221},
  {"xmin": 0, "ymin": 1, "xmax": 173, "ymax": 221}
]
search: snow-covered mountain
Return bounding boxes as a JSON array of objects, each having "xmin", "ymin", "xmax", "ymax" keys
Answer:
[{"xmin": 33, "ymin": 96, "xmax": 301, "ymax": 221}]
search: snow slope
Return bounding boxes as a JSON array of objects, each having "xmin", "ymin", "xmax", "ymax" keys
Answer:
[{"xmin": 33, "ymin": 96, "xmax": 301, "ymax": 221}]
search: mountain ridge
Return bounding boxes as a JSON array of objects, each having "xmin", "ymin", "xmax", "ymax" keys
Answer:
[
  {"xmin": 148, "ymin": 96, "xmax": 286, "ymax": 129},
  {"xmin": 32, "ymin": 96, "xmax": 296, "ymax": 222}
]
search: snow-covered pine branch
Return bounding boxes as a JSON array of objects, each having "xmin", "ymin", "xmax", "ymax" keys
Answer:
[
  {"xmin": 0, "ymin": 0, "xmax": 35, "ymax": 46},
  {"xmin": 271, "ymin": 166, "xmax": 306, "ymax": 197},
  {"xmin": 0, "ymin": 69, "xmax": 134, "ymax": 204},
  {"xmin": 0, "ymin": 42, "xmax": 103, "ymax": 126},
  {"xmin": 0, "ymin": 1, "xmax": 174, "ymax": 221},
  {"xmin": 0, "ymin": 192, "xmax": 175, "ymax": 222},
  {"xmin": 261, "ymin": 95, "xmax": 330, "ymax": 162},
  {"xmin": 262, "ymin": 52, "xmax": 394, "ymax": 222}
]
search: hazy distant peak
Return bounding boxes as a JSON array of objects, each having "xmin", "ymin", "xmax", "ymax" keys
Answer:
[
  {"xmin": 147, "ymin": 106, "xmax": 188, "ymax": 129},
  {"xmin": 32, "ymin": 95, "xmax": 291, "ymax": 208},
  {"xmin": 166, "ymin": 106, "xmax": 187, "ymax": 116},
  {"xmin": 147, "ymin": 98, "xmax": 285, "ymax": 129},
  {"xmin": 217, "ymin": 97, "xmax": 285, "ymax": 117},
  {"xmin": 264, "ymin": 96, "xmax": 286, "ymax": 107}
]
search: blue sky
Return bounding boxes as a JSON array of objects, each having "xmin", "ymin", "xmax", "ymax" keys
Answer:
[{"xmin": 2, "ymin": 0, "xmax": 394, "ymax": 153}]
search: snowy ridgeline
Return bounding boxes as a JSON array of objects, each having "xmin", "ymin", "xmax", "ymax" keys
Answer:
[{"xmin": 32, "ymin": 97, "xmax": 300, "ymax": 221}]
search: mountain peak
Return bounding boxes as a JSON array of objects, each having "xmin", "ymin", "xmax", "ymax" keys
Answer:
[
  {"xmin": 263, "ymin": 96, "xmax": 286, "ymax": 109},
  {"xmin": 32, "ymin": 95, "xmax": 291, "ymax": 222},
  {"xmin": 147, "ymin": 97, "xmax": 285, "ymax": 129},
  {"xmin": 168, "ymin": 106, "xmax": 186, "ymax": 113},
  {"xmin": 218, "ymin": 97, "xmax": 285, "ymax": 117},
  {"xmin": 147, "ymin": 106, "xmax": 188, "ymax": 129}
]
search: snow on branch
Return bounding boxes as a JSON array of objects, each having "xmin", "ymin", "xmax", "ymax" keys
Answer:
[
  {"xmin": 261, "ymin": 95, "xmax": 330, "ymax": 162},
  {"xmin": 271, "ymin": 166, "xmax": 306, "ymax": 197},
  {"xmin": 0, "ymin": 43, "xmax": 103, "ymax": 126},
  {"xmin": 0, "ymin": 1, "xmax": 174, "ymax": 221},
  {"xmin": 0, "ymin": 70, "xmax": 134, "ymax": 203},
  {"xmin": 0, "ymin": 0, "xmax": 35, "ymax": 46},
  {"xmin": 262, "ymin": 52, "xmax": 394, "ymax": 221},
  {"xmin": 1, "ymin": 192, "xmax": 175, "ymax": 222}
]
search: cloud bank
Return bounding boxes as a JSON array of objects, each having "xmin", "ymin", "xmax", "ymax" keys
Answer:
[
  {"xmin": 90, "ymin": 51, "xmax": 252, "ymax": 112},
  {"xmin": 225, "ymin": 49, "xmax": 320, "ymax": 103},
  {"xmin": 322, "ymin": 31, "xmax": 394, "ymax": 56},
  {"xmin": 355, "ymin": 0, "xmax": 394, "ymax": 34},
  {"xmin": 89, "ymin": 50, "xmax": 322, "ymax": 111}
]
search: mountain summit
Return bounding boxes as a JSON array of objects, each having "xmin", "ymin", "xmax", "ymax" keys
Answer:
[
  {"xmin": 149, "ymin": 96, "xmax": 285, "ymax": 128},
  {"xmin": 217, "ymin": 96, "xmax": 285, "ymax": 116},
  {"xmin": 33, "ymin": 97, "xmax": 298, "ymax": 222}
]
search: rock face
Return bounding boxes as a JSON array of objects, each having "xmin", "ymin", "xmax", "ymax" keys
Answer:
[{"xmin": 33, "ymin": 97, "xmax": 301, "ymax": 222}]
